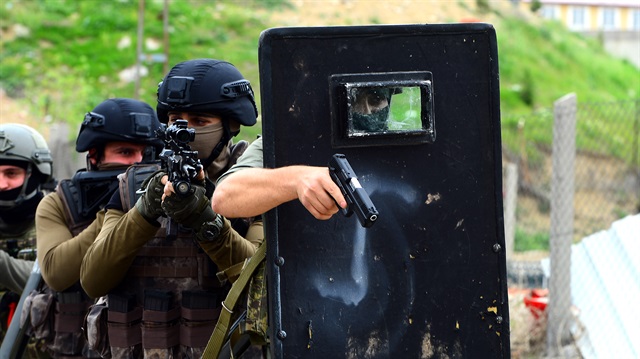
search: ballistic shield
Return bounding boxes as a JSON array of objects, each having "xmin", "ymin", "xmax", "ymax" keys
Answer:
[{"xmin": 259, "ymin": 23, "xmax": 509, "ymax": 358}]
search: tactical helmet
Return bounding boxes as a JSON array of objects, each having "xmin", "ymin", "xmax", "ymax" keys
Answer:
[
  {"xmin": 76, "ymin": 98, "xmax": 164, "ymax": 154},
  {"xmin": 0, "ymin": 123, "xmax": 53, "ymax": 181},
  {"xmin": 0, "ymin": 123, "xmax": 53, "ymax": 208},
  {"xmin": 156, "ymin": 59, "xmax": 258, "ymax": 127}
]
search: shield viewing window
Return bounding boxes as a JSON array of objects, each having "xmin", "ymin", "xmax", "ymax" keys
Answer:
[{"xmin": 330, "ymin": 71, "xmax": 435, "ymax": 148}]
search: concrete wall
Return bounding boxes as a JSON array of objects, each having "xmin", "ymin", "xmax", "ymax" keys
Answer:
[{"xmin": 583, "ymin": 30, "xmax": 640, "ymax": 68}]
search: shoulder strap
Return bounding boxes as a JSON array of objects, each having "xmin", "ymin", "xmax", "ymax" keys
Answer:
[{"xmin": 203, "ymin": 241, "xmax": 267, "ymax": 358}]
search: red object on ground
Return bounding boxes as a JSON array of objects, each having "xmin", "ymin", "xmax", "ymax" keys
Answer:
[
  {"xmin": 523, "ymin": 290, "xmax": 548, "ymax": 319},
  {"xmin": 7, "ymin": 301, "xmax": 17, "ymax": 327}
]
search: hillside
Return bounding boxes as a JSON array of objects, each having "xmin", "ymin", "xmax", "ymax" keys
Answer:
[{"xmin": 0, "ymin": 0, "xmax": 638, "ymax": 145}]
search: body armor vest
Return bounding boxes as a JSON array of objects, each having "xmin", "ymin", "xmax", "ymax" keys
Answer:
[
  {"xmin": 98, "ymin": 141, "xmax": 252, "ymax": 358},
  {"xmin": 19, "ymin": 169, "xmax": 122, "ymax": 358},
  {"xmin": 57, "ymin": 169, "xmax": 122, "ymax": 236}
]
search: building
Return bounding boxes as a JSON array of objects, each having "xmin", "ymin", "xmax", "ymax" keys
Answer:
[{"xmin": 521, "ymin": 0, "xmax": 640, "ymax": 67}]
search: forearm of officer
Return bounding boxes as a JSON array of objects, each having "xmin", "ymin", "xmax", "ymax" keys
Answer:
[
  {"xmin": 80, "ymin": 207, "xmax": 158, "ymax": 298},
  {"xmin": 0, "ymin": 250, "xmax": 33, "ymax": 294},
  {"xmin": 36, "ymin": 193, "xmax": 105, "ymax": 291},
  {"xmin": 212, "ymin": 166, "xmax": 346, "ymax": 220},
  {"xmin": 198, "ymin": 219, "xmax": 264, "ymax": 272}
]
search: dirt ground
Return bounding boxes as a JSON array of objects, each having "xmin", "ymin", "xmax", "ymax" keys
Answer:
[
  {"xmin": 0, "ymin": 88, "xmax": 50, "ymax": 137},
  {"xmin": 267, "ymin": 0, "xmax": 493, "ymax": 26}
]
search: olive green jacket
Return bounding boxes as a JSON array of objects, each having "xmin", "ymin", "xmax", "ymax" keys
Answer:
[
  {"xmin": 80, "ymin": 206, "xmax": 262, "ymax": 298},
  {"xmin": 35, "ymin": 193, "xmax": 105, "ymax": 292}
]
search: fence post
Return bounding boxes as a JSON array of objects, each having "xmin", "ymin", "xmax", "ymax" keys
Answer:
[
  {"xmin": 503, "ymin": 162, "xmax": 518, "ymax": 258},
  {"xmin": 547, "ymin": 93, "xmax": 577, "ymax": 356}
]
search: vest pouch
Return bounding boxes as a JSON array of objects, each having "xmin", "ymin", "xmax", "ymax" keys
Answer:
[
  {"xmin": 28, "ymin": 291, "xmax": 55, "ymax": 341},
  {"xmin": 50, "ymin": 291, "xmax": 91, "ymax": 356},
  {"xmin": 239, "ymin": 259, "xmax": 269, "ymax": 346},
  {"xmin": 107, "ymin": 293, "xmax": 142, "ymax": 358},
  {"xmin": 179, "ymin": 290, "xmax": 221, "ymax": 358},
  {"xmin": 85, "ymin": 296, "xmax": 111, "ymax": 358},
  {"xmin": 142, "ymin": 289, "xmax": 180, "ymax": 357},
  {"xmin": 20, "ymin": 289, "xmax": 35, "ymax": 330}
]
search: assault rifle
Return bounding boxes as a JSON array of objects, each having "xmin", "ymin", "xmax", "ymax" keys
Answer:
[
  {"xmin": 154, "ymin": 119, "xmax": 202, "ymax": 239},
  {"xmin": 156, "ymin": 119, "xmax": 202, "ymax": 197},
  {"xmin": 329, "ymin": 154, "xmax": 379, "ymax": 228}
]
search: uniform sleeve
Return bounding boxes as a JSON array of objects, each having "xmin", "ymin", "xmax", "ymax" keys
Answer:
[
  {"xmin": 216, "ymin": 136, "xmax": 264, "ymax": 185},
  {"xmin": 36, "ymin": 193, "xmax": 105, "ymax": 291},
  {"xmin": 0, "ymin": 250, "xmax": 34, "ymax": 294},
  {"xmin": 198, "ymin": 218, "xmax": 264, "ymax": 272},
  {"xmin": 80, "ymin": 207, "xmax": 158, "ymax": 299}
]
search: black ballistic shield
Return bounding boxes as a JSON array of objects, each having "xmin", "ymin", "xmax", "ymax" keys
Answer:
[{"xmin": 259, "ymin": 23, "xmax": 509, "ymax": 358}]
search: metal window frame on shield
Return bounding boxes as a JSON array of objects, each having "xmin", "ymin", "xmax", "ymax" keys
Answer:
[{"xmin": 329, "ymin": 71, "xmax": 436, "ymax": 148}]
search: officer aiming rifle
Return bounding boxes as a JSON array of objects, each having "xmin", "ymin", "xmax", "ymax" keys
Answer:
[{"xmin": 156, "ymin": 119, "xmax": 203, "ymax": 197}]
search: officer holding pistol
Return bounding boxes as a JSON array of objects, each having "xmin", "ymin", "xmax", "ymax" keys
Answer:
[
  {"xmin": 211, "ymin": 85, "xmax": 400, "ymax": 218},
  {"xmin": 212, "ymin": 135, "xmax": 347, "ymax": 220},
  {"xmin": 80, "ymin": 59, "xmax": 263, "ymax": 358},
  {"xmin": 209, "ymin": 92, "xmax": 402, "ymax": 219},
  {"xmin": 0, "ymin": 123, "xmax": 53, "ymax": 343},
  {"xmin": 32, "ymin": 98, "xmax": 163, "ymax": 358}
]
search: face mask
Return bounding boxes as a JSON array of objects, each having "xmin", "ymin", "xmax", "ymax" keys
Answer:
[
  {"xmin": 352, "ymin": 106, "xmax": 390, "ymax": 133},
  {"xmin": 191, "ymin": 123, "xmax": 230, "ymax": 181}
]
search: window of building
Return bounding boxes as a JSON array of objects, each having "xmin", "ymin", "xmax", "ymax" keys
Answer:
[
  {"xmin": 631, "ymin": 9, "xmax": 640, "ymax": 30},
  {"xmin": 569, "ymin": 6, "xmax": 588, "ymax": 30},
  {"xmin": 540, "ymin": 5, "xmax": 558, "ymax": 20},
  {"xmin": 600, "ymin": 7, "xmax": 617, "ymax": 30}
]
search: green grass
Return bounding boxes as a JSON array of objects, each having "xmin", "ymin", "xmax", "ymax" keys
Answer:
[
  {"xmin": 0, "ymin": 0, "xmax": 269, "ymax": 141},
  {"xmin": 514, "ymin": 228, "xmax": 549, "ymax": 252}
]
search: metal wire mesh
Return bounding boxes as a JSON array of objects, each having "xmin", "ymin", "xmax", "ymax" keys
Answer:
[{"xmin": 503, "ymin": 98, "xmax": 640, "ymax": 358}]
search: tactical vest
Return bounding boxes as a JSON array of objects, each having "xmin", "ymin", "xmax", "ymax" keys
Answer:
[
  {"xmin": 88, "ymin": 142, "xmax": 257, "ymax": 359},
  {"xmin": 0, "ymin": 222, "xmax": 37, "ymax": 260},
  {"xmin": 19, "ymin": 171, "xmax": 120, "ymax": 358}
]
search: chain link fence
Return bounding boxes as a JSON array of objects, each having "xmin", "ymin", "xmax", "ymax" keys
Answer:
[{"xmin": 502, "ymin": 97, "xmax": 640, "ymax": 358}]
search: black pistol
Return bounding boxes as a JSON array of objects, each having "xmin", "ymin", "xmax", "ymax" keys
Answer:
[{"xmin": 329, "ymin": 153, "xmax": 379, "ymax": 228}]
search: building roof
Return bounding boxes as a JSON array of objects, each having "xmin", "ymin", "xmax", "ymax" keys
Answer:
[{"xmin": 523, "ymin": 0, "xmax": 640, "ymax": 7}]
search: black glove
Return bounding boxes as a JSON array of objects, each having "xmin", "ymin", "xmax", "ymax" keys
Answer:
[
  {"xmin": 134, "ymin": 171, "xmax": 165, "ymax": 223},
  {"xmin": 161, "ymin": 184, "xmax": 223, "ymax": 241}
]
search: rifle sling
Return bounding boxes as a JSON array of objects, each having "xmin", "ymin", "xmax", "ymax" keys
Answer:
[{"xmin": 203, "ymin": 241, "xmax": 266, "ymax": 358}]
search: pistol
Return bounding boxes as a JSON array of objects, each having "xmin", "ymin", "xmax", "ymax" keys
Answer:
[{"xmin": 328, "ymin": 153, "xmax": 379, "ymax": 228}]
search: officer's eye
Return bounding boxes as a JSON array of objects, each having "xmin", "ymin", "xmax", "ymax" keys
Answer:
[{"xmin": 367, "ymin": 94, "xmax": 385, "ymax": 107}]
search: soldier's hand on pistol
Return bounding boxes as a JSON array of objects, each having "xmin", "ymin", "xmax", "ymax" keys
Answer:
[{"xmin": 296, "ymin": 167, "xmax": 346, "ymax": 220}]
